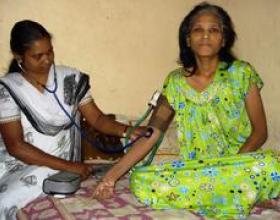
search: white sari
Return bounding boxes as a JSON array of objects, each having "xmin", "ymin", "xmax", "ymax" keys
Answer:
[{"xmin": 0, "ymin": 65, "xmax": 92, "ymax": 219}]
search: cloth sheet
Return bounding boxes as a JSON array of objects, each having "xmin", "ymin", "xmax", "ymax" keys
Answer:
[{"xmin": 17, "ymin": 174, "xmax": 280, "ymax": 220}]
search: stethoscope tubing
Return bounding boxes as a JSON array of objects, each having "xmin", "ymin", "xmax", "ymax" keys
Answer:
[{"xmin": 44, "ymin": 64, "xmax": 151, "ymax": 153}]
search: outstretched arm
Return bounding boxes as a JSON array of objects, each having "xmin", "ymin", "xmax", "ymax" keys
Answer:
[
  {"xmin": 93, "ymin": 94, "xmax": 175, "ymax": 200},
  {"xmin": 93, "ymin": 127, "xmax": 161, "ymax": 199},
  {"xmin": 238, "ymin": 84, "xmax": 267, "ymax": 153}
]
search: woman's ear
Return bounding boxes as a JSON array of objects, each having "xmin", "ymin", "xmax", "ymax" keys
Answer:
[{"xmin": 13, "ymin": 53, "xmax": 22, "ymax": 63}]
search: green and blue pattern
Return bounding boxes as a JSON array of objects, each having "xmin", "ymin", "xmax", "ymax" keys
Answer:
[{"xmin": 130, "ymin": 60, "xmax": 280, "ymax": 220}]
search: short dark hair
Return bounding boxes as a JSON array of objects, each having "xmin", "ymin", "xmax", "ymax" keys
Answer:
[
  {"xmin": 179, "ymin": 2, "xmax": 237, "ymax": 74},
  {"xmin": 8, "ymin": 20, "xmax": 51, "ymax": 73}
]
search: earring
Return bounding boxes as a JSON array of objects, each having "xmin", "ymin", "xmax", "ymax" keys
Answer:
[
  {"xmin": 17, "ymin": 60, "xmax": 25, "ymax": 73},
  {"xmin": 17, "ymin": 60, "xmax": 22, "ymax": 67}
]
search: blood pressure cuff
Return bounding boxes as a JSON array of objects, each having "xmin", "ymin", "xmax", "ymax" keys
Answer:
[{"xmin": 148, "ymin": 94, "xmax": 175, "ymax": 133}]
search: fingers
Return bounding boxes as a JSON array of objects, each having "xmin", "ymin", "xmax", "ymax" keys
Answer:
[
  {"xmin": 79, "ymin": 163, "xmax": 93, "ymax": 180},
  {"xmin": 94, "ymin": 188, "xmax": 113, "ymax": 200},
  {"xmin": 85, "ymin": 165, "xmax": 93, "ymax": 178},
  {"xmin": 93, "ymin": 181, "xmax": 114, "ymax": 200},
  {"xmin": 87, "ymin": 164, "xmax": 94, "ymax": 173},
  {"xmin": 135, "ymin": 126, "xmax": 147, "ymax": 135},
  {"xmin": 80, "ymin": 173, "xmax": 88, "ymax": 180},
  {"xmin": 129, "ymin": 126, "xmax": 148, "ymax": 140}
]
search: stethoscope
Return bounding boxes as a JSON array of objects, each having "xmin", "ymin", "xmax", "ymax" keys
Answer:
[{"xmin": 43, "ymin": 64, "xmax": 153, "ymax": 153}]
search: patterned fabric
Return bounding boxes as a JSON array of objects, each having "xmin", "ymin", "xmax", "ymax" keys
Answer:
[
  {"xmin": 0, "ymin": 65, "xmax": 92, "ymax": 219},
  {"xmin": 131, "ymin": 151, "xmax": 280, "ymax": 219},
  {"xmin": 163, "ymin": 60, "xmax": 263, "ymax": 160},
  {"xmin": 130, "ymin": 60, "xmax": 280, "ymax": 219},
  {"xmin": 17, "ymin": 175, "xmax": 280, "ymax": 220}
]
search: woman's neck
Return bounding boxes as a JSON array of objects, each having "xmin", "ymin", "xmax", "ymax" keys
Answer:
[
  {"xmin": 22, "ymin": 71, "xmax": 48, "ymax": 88},
  {"xmin": 195, "ymin": 56, "xmax": 219, "ymax": 77}
]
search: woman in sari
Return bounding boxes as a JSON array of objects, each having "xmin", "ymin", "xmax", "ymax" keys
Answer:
[
  {"xmin": 93, "ymin": 2, "xmax": 280, "ymax": 219},
  {"xmin": 0, "ymin": 20, "xmax": 140, "ymax": 219}
]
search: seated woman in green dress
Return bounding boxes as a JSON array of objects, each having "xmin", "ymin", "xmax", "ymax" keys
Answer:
[{"xmin": 93, "ymin": 2, "xmax": 280, "ymax": 219}]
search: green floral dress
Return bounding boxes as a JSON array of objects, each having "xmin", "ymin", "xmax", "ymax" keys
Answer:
[{"xmin": 130, "ymin": 60, "xmax": 280, "ymax": 220}]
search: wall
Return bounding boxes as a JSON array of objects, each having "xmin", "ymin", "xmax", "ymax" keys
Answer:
[{"xmin": 0, "ymin": 0, "xmax": 279, "ymax": 148}]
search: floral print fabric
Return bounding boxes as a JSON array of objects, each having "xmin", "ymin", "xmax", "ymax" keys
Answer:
[
  {"xmin": 130, "ymin": 151, "xmax": 280, "ymax": 219},
  {"xmin": 163, "ymin": 60, "xmax": 263, "ymax": 160},
  {"xmin": 130, "ymin": 60, "xmax": 280, "ymax": 219}
]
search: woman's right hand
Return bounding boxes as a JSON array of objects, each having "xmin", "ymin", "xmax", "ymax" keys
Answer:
[
  {"xmin": 127, "ymin": 126, "xmax": 147, "ymax": 141},
  {"xmin": 71, "ymin": 162, "xmax": 93, "ymax": 180}
]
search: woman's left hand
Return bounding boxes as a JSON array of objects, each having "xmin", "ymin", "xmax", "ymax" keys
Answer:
[
  {"xmin": 93, "ymin": 178, "xmax": 115, "ymax": 200},
  {"xmin": 126, "ymin": 126, "xmax": 147, "ymax": 141}
]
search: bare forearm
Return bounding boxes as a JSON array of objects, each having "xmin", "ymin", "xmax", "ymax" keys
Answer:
[
  {"xmin": 78, "ymin": 102, "xmax": 126, "ymax": 137},
  {"xmin": 0, "ymin": 120, "xmax": 88, "ymax": 175},
  {"xmin": 94, "ymin": 114, "xmax": 126, "ymax": 137},
  {"xmin": 238, "ymin": 129, "xmax": 267, "ymax": 153},
  {"xmin": 102, "ymin": 128, "xmax": 161, "ymax": 182},
  {"xmin": 9, "ymin": 142, "xmax": 75, "ymax": 171},
  {"xmin": 241, "ymin": 85, "xmax": 267, "ymax": 153}
]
